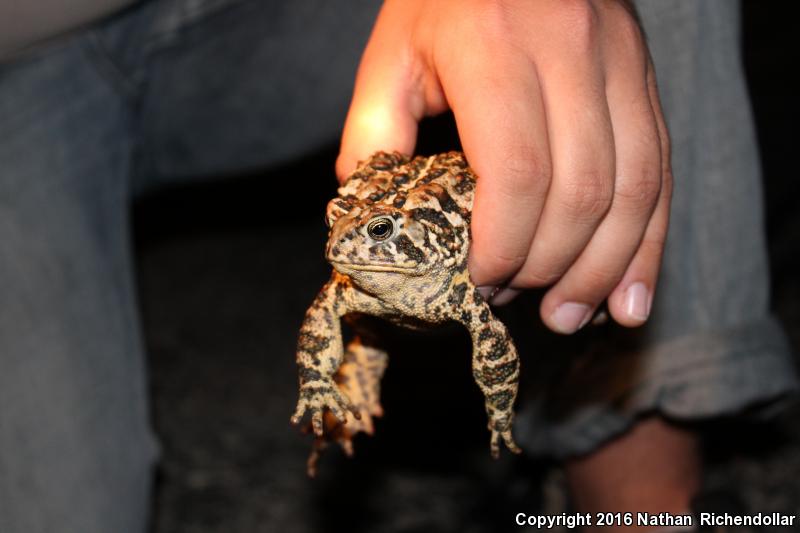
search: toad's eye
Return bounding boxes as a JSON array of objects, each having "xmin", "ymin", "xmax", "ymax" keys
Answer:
[{"xmin": 367, "ymin": 217, "xmax": 394, "ymax": 241}]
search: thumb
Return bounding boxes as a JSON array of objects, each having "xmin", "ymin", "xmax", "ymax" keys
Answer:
[{"xmin": 336, "ymin": 12, "xmax": 429, "ymax": 181}]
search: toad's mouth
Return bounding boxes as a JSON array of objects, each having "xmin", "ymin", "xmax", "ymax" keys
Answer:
[{"xmin": 329, "ymin": 260, "xmax": 419, "ymax": 274}]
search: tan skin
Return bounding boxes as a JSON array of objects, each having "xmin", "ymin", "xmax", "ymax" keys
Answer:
[
  {"xmin": 567, "ymin": 416, "xmax": 701, "ymax": 533},
  {"xmin": 336, "ymin": 0, "xmax": 696, "ymax": 527}
]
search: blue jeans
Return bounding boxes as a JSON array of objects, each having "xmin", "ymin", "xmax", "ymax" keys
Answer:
[
  {"xmin": 0, "ymin": 1, "xmax": 380, "ymax": 531},
  {"xmin": 0, "ymin": 1, "xmax": 795, "ymax": 532}
]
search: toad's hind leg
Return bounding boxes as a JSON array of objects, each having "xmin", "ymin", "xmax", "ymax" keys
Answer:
[
  {"xmin": 459, "ymin": 288, "xmax": 521, "ymax": 458},
  {"xmin": 306, "ymin": 333, "xmax": 388, "ymax": 477}
]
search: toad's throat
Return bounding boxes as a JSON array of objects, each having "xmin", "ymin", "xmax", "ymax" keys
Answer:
[{"xmin": 329, "ymin": 261, "xmax": 419, "ymax": 274}]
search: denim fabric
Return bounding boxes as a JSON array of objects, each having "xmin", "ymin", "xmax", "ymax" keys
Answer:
[
  {"xmin": 0, "ymin": 37, "xmax": 155, "ymax": 533},
  {"xmin": 0, "ymin": 1, "xmax": 380, "ymax": 531}
]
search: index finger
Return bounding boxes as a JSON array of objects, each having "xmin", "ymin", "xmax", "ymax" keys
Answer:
[{"xmin": 440, "ymin": 47, "xmax": 551, "ymax": 288}]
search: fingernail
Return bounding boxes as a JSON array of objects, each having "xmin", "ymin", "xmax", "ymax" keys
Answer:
[
  {"xmin": 477, "ymin": 286, "xmax": 497, "ymax": 302},
  {"xmin": 489, "ymin": 287, "xmax": 520, "ymax": 306},
  {"xmin": 550, "ymin": 302, "xmax": 593, "ymax": 334},
  {"xmin": 625, "ymin": 282, "xmax": 651, "ymax": 321}
]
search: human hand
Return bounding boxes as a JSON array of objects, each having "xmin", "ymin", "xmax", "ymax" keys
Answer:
[{"xmin": 337, "ymin": 0, "xmax": 672, "ymax": 334}]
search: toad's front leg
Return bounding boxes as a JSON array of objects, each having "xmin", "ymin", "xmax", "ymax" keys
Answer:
[
  {"xmin": 291, "ymin": 273, "xmax": 359, "ymax": 435},
  {"xmin": 458, "ymin": 286, "xmax": 522, "ymax": 458}
]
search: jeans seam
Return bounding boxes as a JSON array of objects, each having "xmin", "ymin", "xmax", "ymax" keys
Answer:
[
  {"xmin": 80, "ymin": 31, "xmax": 142, "ymax": 104},
  {"xmin": 135, "ymin": 0, "xmax": 256, "ymax": 56}
]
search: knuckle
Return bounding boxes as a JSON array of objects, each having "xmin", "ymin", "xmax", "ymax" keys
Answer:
[
  {"xmin": 515, "ymin": 246, "xmax": 577, "ymax": 288},
  {"xmin": 659, "ymin": 123, "xmax": 673, "ymax": 158},
  {"xmin": 639, "ymin": 233, "xmax": 667, "ymax": 258},
  {"xmin": 557, "ymin": 172, "xmax": 614, "ymax": 223},
  {"xmin": 556, "ymin": 0, "xmax": 599, "ymax": 46},
  {"xmin": 498, "ymin": 150, "xmax": 553, "ymax": 196},
  {"xmin": 613, "ymin": 170, "xmax": 661, "ymax": 214},
  {"xmin": 486, "ymin": 252, "xmax": 528, "ymax": 277},
  {"xmin": 653, "ymin": 107, "xmax": 673, "ymax": 164},
  {"xmin": 517, "ymin": 266, "xmax": 563, "ymax": 288},
  {"xmin": 661, "ymin": 164, "xmax": 674, "ymax": 200},
  {"xmin": 469, "ymin": 0, "xmax": 516, "ymax": 42},
  {"xmin": 581, "ymin": 263, "xmax": 622, "ymax": 291},
  {"xmin": 473, "ymin": 249, "xmax": 527, "ymax": 283},
  {"xmin": 610, "ymin": 6, "xmax": 645, "ymax": 51},
  {"xmin": 576, "ymin": 267, "xmax": 624, "ymax": 303}
]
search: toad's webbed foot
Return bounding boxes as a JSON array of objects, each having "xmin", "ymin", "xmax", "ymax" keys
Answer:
[
  {"xmin": 305, "ymin": 408, "xmax": 374, "ymax": 478},
  {"xmin": 291, "ymin": 381, "xmax": 359, "ymax": 436},
  {"xmin": 304, "ymin": 340, "xmax": 388, "ymax": 476},
  {"xmin": 488, "ymin": 412, "xmax": 522, "ymax": 458}
]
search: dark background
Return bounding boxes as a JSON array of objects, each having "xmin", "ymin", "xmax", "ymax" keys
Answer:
[{"xmin": 134, "ymin": 3, "xmax": 800, "ymax": 532}]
